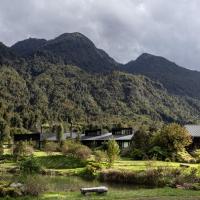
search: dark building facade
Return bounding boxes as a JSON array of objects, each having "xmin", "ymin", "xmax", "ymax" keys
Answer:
[{"xmin": 13, "ymin": 133, "xmax": 41, "ymax": 148}]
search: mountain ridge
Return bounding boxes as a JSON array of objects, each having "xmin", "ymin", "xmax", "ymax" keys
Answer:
[
  {"xmin": 11, "ymin": 32, "xmax": 120, "ymax": 73},
  {"xmin": 123, "ymin": 53, "xmax": 200, "ymax": 98},
  {"xmin": 0, "ymin": 32, "xmax": 200, "ymax": 130},
  {"xmin": 3, "ymin": 32, "xmax": 200, "ymax": 99}
]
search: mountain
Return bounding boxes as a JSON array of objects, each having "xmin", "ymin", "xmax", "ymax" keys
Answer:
[
  {"xmin": 124, "ymin": 53, "xmax": 200, "ymax": 99},
  {"xmin": 11, "ymin": 35, "xmax": 200, "ymax": 99},
  {"xmin": 0, "ymin": 42, "xmax": 17, "ymax": 65},
  {"xmin": 0, "ymin": 64, "xmax": 199, "ymax": 132},
  {"xmin": 11, "ymin": 32, "xmax": 120, "ymax": 73},
  {"xmin": 1, "ymin": 32, "xmax": 200, "ymax": 132},
  {"xmin": 11, "ymin": 38, "xmax": 47, "ymax": 57}
]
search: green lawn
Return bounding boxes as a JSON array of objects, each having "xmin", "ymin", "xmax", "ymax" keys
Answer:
[
  {"xmin": 2, "ymin": 188, "xmax": 200, "ymax": 200},
  {"xmin": 112, "ymin": 158, "xmax": 198, "ymax": 171},
  {"xmin": 41, "ymin": 188, "xmax": 200, "ymax": 200},
  {"xmin": 35, "ymin": 155, "xmax": 86, "ymax": 169},
  {"xmin": 1, "ymin": 150, "xmax": 199, "ymax": 175}
]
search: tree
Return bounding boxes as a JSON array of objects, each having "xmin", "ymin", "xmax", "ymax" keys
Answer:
[
  {"xmin": 107, "ymin": 139, "xmax": 120, "ymax": 166},
  {"xmin": 56, "ymin": 123, "xmax": 64, "ymax": 143},
  {"xmin": 0, "ymin": 142, "xmax": 4, "ymax": 156},
  {"xmin": 0, "ymin": 119, "xmax": 10, "ymax": 142},
  {"xmin": 20, "ymin": 156, "xmax": 41, "ymax": 174},
  {"xmin": 131, "ymin": 125, "xmax": 153, "ymax": 152},
  {"xmin": 154, "ymin": 123, "xmax": 192, "ymax": 157},
  {"xmin": 13, "ymin": 141, "xmax": 34, "ymax": 160}
]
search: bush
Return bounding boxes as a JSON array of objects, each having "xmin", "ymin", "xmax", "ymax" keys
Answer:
[
  {"xmin": 130, "ymin": 148, "xmax": 147, "ymax": 160},
  {"xmin": 23, "ymin": 175, "xmax": 48, "ymax": 196},
  {"xmin": 61, "ymin": 140, "xmax": 91, "ymax": 160},
  {"xmin": 99, "ymin": 168, "xmax": 177, "ymax": 187},
  {"xmin": 0, "ymin": 186, "xmax": 22, "ymax": 197},
  {"xmin": 148, "ymin": 146, "xmax": 168, "ymax": 160},
  {"xmin": 13, "ymin": 141, "xmax": 34, "ymax": 159},
  {"xmin": 19, "ymin": 157, "xmax": 42, "ymax": 174},
  {"xmin": 44, "ymin": 142, "xmax": 58, "ymax": 155},
  {"xmin": 107, "ymin": 139, "xmax": 120, "ymax": 165},
  {"xmin": 176, "ymin": 150, "xmax": 196, "ymax": 163},
  {"xmin": 94, "ymin": 150, "xmax": 107, "ymax": 162},
  {"xmin": 74, "ymin": 145, "xmax": 91, "ymax": 160},
  {"xmin": 0, "ymin": 143, "xmax": 4, "ymax": 156},
  {"xmin": 191, "ymin": 149, "xmax": 200, "ymax": 163},
  {"xmin": 81, "ymin": 162, "xmax": 103, "ymax": 180}
]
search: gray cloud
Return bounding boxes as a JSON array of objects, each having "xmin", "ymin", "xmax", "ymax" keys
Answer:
[{"xmin": 0, "ymin": 0, "xmax": 200, "ymax": 69}]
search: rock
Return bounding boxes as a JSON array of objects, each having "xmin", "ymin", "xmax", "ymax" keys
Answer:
[{"xmin": 10, "ymin": 183, "xmax": 23, "ymax": 188}]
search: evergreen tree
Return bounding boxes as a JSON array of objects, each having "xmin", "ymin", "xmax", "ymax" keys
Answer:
[
  {"xmin": 107, "ymin": 139, "xmax": 120, "ymax": 166},
  {"xmin": 56, "ymin": 123, "xmax": 64, "ymax": 143}
]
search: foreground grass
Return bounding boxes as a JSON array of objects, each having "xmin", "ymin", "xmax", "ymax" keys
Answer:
[
  {"xmin": 42, "ymin": 188, "xmax": 200, "ymax": 200},
  {"xmin": 2, "ymin": 188, "xmax": 200, "ymax": 200}
]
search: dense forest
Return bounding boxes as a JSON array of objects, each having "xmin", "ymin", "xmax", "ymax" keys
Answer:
[{"xmin": 0, "ymin": 32, "xmax": 200, "ymax": 135}]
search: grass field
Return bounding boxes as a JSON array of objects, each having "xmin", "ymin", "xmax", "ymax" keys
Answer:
[
  {"xmin": 1, "ymin": 150, "xmax": 200, "ymax": 199},
  {"xmin": 1, "ymin": 150, "xmax": 199, "ymax": 174},
  {"xmin": 113, "ymin": 159, "xmax": 199, "ymax": 171},
  {"xmin": 2, "ymin": 188, "xmax": 200, "ymax": 200}
]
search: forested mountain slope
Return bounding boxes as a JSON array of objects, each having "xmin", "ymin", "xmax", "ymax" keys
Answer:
[
  {"xmin": 0, "ymin": 33, "xmax": 200, "ymax": 132},
  {"xmin": 124, "ymin": 53, "xmax": 200, "ymax": 99}
]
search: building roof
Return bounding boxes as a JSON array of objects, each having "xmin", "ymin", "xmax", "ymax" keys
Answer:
[
  {"xmin": 81, "ymin": 132, "xmax": 133, "ymax": 141},
  {"xmin": 42, "ymin": 132, "xmax": 134, "ymax": 141},
  {"xmin": 185, "ymin": 125, "xmax": 200, "ymax": 137},
  {"xmin": 41, "ymin": 132, "xmax": 81, "ymax": 141}
]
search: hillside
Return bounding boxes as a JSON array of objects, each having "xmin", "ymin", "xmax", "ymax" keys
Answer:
[
  {"xmin": 11, "ymin": 34, "xmax": 200, "ymax": 99},
  {"xmin": 1, "ymin": 63, "xmax": 200, "ymax": 131},
  {"xmin": 0, "ymin": 33, "xmax": 200, "ymax": 131},
  {"xmin": 124, "ymin": 53, "xmax": 200, "ymax": 99},
  {"xmin": 0, "ymin": 42, "xmax": 18, "ymax": 65}
]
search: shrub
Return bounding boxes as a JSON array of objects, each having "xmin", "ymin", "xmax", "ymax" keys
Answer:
[
  {"xmin": 191, "ymin": 149, "xmax": 200, "ymax": 163},
  {"xmin": 94, "ymin": 150, "xmax": 107, "ymax": 162},
  {"xmin": 0, "ymin": 186, "xmax": 22, "ymax": 197},
  {"xmin": 81, "ymin": 162, "xmax": 103, "ymax": 180},
  {"xmin": 44, "ymin": 142, "xmax": 58, "ymax": 155},
  {"xmin": 176, "ymin": 150, "xmax": 196, "ymax": 163},
  {"xmin": 148, "ymin": 146, "xmax": 168, "ymax": 160},
  {"xmin": 19, "ymin": 157, "xmax": 42, "ymax": 174},
  {"xmin": 61, "ymin": 140, "xmax": 91, "ymax": 160},
  {"xmin": 0, "ymin": 143, "xmax": 4, "ymax": 156},
  {"xmin": 130, "ymin": 148, "xmax": 147, "ymax": 160},
  {"xmin": 23, "ymin": 175, "xmax": 48, "ymax": 196},
  {"xmin": 74, "ymin": 145, "xmax": 91, "ymax": 160},
  {"xmin": 107, "ymin": 139, "xmax": 120, "ymax": 165},
  {"xmin": 13, "ymin": 141, "xmax": 34, "ymax": 159},
  {"xmin": 99, "ymin": 167, "xmax": 180, "ymax": 187}
]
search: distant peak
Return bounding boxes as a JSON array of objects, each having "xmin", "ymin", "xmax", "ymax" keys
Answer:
[
  {"xmin": 137, "ymin": 53, "xmax": 156, "ymax": 60},
  {"xmin": 55, "ymin": 32, "xmax": 90, "ymax": 41},
  {"xmin": 0, "ymin": 42, "xmax": 8, "ymax": 48}
]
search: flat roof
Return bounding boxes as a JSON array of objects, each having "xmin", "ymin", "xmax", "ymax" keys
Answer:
[
  {"xmin": 42, "ymin": 132, "xmax": 133, "ymax": 141},
  {"xmin": 81, "ymin": 132, "xmax": 133, "ymax": 141},
  {"xmin": 185, "ymin": 125, "xmax": 200, "ymax": 137}
]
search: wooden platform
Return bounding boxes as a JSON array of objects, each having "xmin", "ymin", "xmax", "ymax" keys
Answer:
[{"xmin": 80, "ymin": 186, "xmax": 108, "ymax": 195}]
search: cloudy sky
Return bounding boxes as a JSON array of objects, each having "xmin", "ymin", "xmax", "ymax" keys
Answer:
[{"xmin": 0, "ymin": 0, "xmax": 200, "ymax": 69}]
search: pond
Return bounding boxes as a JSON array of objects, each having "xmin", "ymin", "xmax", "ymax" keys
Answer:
[
  {"xmin": 0, "ymin": 174, "xmax": 146, "ymax": 193},
  {"xmin": 44, "ymin": 176, "xmax": 143, "ymax": 192}
]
